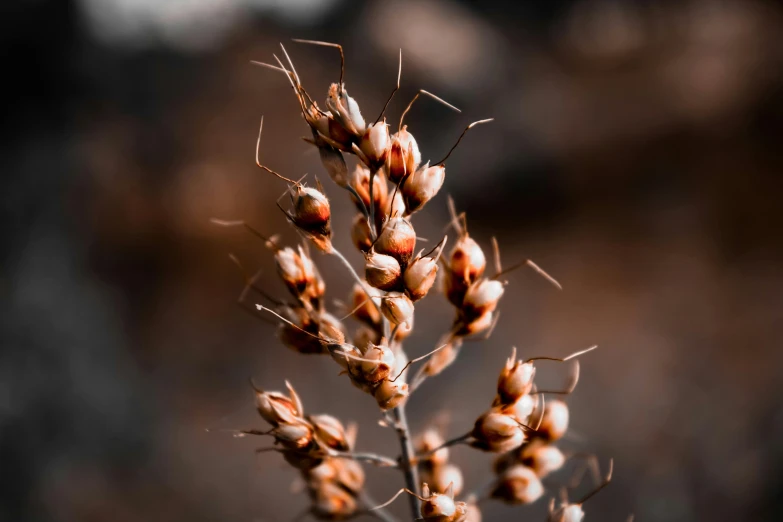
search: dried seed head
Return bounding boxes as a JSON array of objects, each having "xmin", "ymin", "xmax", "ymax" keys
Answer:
[
  {"xmin": 402, "ymin": 162, "xmax": 445, "ymax": 215},
  {"xmin": 365, "ymin": 251, "xmax": 403, "ymax": 291},
  {"xmin": 290, "ymin": 186, "xmax": 332, "ymax": 251},
  {"xmin": 394, "ymin": 315, "xmax": 413, "ymax": 341},
  {"xmin": 381, "ymin": 292, "xmax": 414, "ymax": 326},
  {"xmin": 491, "ymin": 464, "xmax": 545, "ymax": 505},
  {"xmin": 471, "ymin": 410, "xmax": 526, "ymax": 453},
  {"xmin": 254, "ymin": 384, "xmax": 302, "ymax": 426},
  {"xmin": 355, "ymin": 343, "xmax": 395, "ymax": 384},
  {"xmin": 386, "ymin": 187, "xmax": 406, "ymax": 217},
  {"xmin": 351, "ymin": 214, "xmax": 373, "ymax": 253},
  {"xmin": 449, "ymin": 235, "xmax": 486, "ymax": 284},
  {"xmin": 421, "ymin": 337, "xmax": 462, "ymax": 378},
  {"xmin": 327, "ymin": 343, "xmax": 359, "ymax": 370},
  {"xmin": 520, "ymin": 440, "xmax": 565, "ymax": 478},
  {"xmin": 359, "ymin": 120, "xmax": 391, "ymax": 166},
  {"xmin": 455, "ymin": 310, "xmax": 495, "ymax": 337},
  {"xmin": 309, "ymin": 414, "xmax": 350, "ymax": 451},
  {"xmin": 387, "ymin": 128, "xmax": 420, "ymax": 183},
  {"xmin": 420, "ymin": 487, "xmax": 457, "ymax": 519},
  {"xmin": 275, "ymin": 246, "xmax": 323, "ymax": 304},
  {"xmin": 373, "ymin": 378, "xmax": 409, "ymax": 410},
  {"xmin": 404, "ymin": 255, "xmax": 439, "ymax": 301},
  {"xmin": 274, "ymin": 419, "xmax": 315, "ymax": 450},
  {"xmin": 306, "ymin": 105, "xmax": 332, "ymax": 139},
  {"xmin": 416, "ymin": 429, "xmax": 449, "ymax": 467},
  {"xmin": 352, "ymin": 326, "xmax": 380, "ymax": 354},
  {"xmin": 508, "ymin": 394, "xmax": 537, "ymax": 425},
  {"xmin": 548, "ymin": 504, "xmax": 585, "ymax": 522},
  {"xmin": 350, "ymin": 284, "xmax": 382, "ymax": 327},
  {"xmin": 326, "ymin": 83, "xmax": 365, "ymax": 137},
  {"xmin": 312, "ymin": 480, "xmax": 359, "ymax": 520},
  {"xmin": 375, "ymin": 217, "xmax": 416, "ymax": 264},
  {"xmin": 462, "ymin": 279, "xmax": 505, "ymax": 321},
  {"xmin": 317, "ymin": 142, "xmax": 349, "ymax": 188},
  {"xmin": 535, "ymin": 400, "xmax": 570, "ymax": 442},
  {"xmin": 496, "ymin": 348, "xmax": 536, "ymax": 405},
  {"xmin": 427, "ymin": 463, "xmax": 464, "ymax": 497},
  {"xmin": 349, "ymin": 164, "xmax": 388, "ymax": 215},
  {"xmin": 332, "ymin": 457, "xmax": 366, "ymax": 494},
  {"xmin": 277, "ymin": 307, "xmax": 343, "ymax": 354},
  {"xmin": 281, "ymin": 448, "xmax": 324, "ymax": 470}
]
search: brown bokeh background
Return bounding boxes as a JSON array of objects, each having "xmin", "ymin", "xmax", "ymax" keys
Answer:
[{"xmin": 3, "ymin": 0, "xmax": 783, "ymax": 521}]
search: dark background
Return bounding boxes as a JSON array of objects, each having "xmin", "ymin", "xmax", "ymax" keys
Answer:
[{"xmin": 3, "ymin": 0, "xmax": 783, "ymax": 521}]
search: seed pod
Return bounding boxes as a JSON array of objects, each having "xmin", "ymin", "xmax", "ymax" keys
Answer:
[
  {"xmin": 290, "ymin": 186, "xmax": 332, "ymax": 252},
  {"xmin": 471, "ymin": 410, "xmax": 526, "ymax": 453},
  {"xmin": 311, "ymin": 480, "xmax": 359, "ymax": 520},
  {"xmin": 496, "ymin": 348, "xmax": 536, "ymax": 406},
  {"xmin": 386, "ymin": 187, "xmax": 406, "ymax": 217},
  {"xmin": 365, "ymin": 251, "xmax": 403, "ymax": 291},
  {"xmin": 449, "ymin": 235, "xmax": 486, "ymax": 284},
  {"xmin": 534, "ymin": 400, "xmax": 570, "ymax": 442},
  {"xmin": 455, "ymin": 310, "xmax": 495, "ymax": 337},
  {"xmin": 420, "ymin": 337, "xmax": 462, "ymax": 378},
  {"xmin": 331, "ymin": 457, "xmax": 366, "ymax": 494},
  {"xmin": 354, "ymin": 343, "xmax": 395, "ymax": 384},
  {"xmin": 394, "ymin": 315, "xmax": 414, "ymax": 341},
  {"xmin": 254, "ymin": 382, "xmax": 303, "ymax": 426},
  {"xmin": 351, "ymin": 214, "xmax": 373, "ymax": 253},
  {"xmin": 428, "ymin": 463, "xmax": 464, "ymax": 497},
  {"xmin": 462, "ymin": 279, "xmax": 505, "ymax": 321},
  {"xmin": 416, "ymin": 429, "xmax": 449, "ymax": 467},
  {"xmin": 359, "ymin": 120, "xmax": 391, "ymax": 166},
  {"xmin": 281, "ymin": 448, "xmax": 324, "ymax": 471},
  {"xmin": 274, "ymin": 420, "xmax": 315, "ymax": 450},
  {"xmin": 548, "ymin": 505, "xmax": 585, "ymax": 522},
  {"xmin": 507, "ymin": 394, "xmax": 537, "ymax": 425},
  {"xmin": 350, "ymin": 284, "xmax": 382, "ymax": 328},
  {"xmin": 387, "ymin": 131, "xmax": 419, "ymax": 183},
  {"xmin": 275, "ymin": 246, "xmax": 324, "ymax": 305},
  {"xmin": 402, "ymin": 162, "xmax": 445, "ymax": 215},
  {"xmin": 381, "ymin": 292, "xmax": 414, "ymax": 326},
  {"xmin": 491, "ymin": 464, "xmax": 544, "ymax": 505},
  {"xmin": 419, "ymin": 483, "xmax": 468, "ymax": 521},
  {"xmin": 375, "ymin": 217, "xmax": 416, "ymax": 264},
  {"xmin": 326, "ymin": 83, "xmax": 366, "ymax": 137},
  {"xmin": 373, "ymin": 378, "xmax": 409, "ymax": 410},
  {"xmin": 404, "ymin": 255, "xmax": 439, "ymax": 301},
  {"xmin": 305, "ymin": 105, "xmax": 332, "ymax": 140},
  {"xmin": 277, "ymin": 307, "xmax": 342, "ymax": 355},
  {"xmin": 318, "ymin": 142, "xmax": 348, "ymax": 188},
  {"xmin": 520, "ymin": 440, "xmax": 565, "ymax": 478},
  {"xmin": 353, "ymin": 326, "xmax": 380, "ymax": 354},
  {"xmin": 349, "ymin": 164, "xmax": 388, "ymax": 216},
  {"xmin": 309, "ymin": 414, "xmax": 350, "ymax": 451}
]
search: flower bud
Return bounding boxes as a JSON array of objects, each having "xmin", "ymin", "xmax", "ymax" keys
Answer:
[
  {"xmin": 455, "ymin": 310, "xmax": 495, "ymax": 337},
  {"xmin": 352, "ymin": 326, "xmax": 380, "ymax": 354},
  {"xmin": 491, "ymin": 464, "xmax": 544, "ymax": 505},
  {"xmin": 419, "ymin": 484, "xmax": 468, "ymax": 521},
  {"xmin": 281, "ymin": 448, "xmax": 323, "ymax": 470},
  {"xmin": 365, "ymin": 251, "xmax": 403, "ymax": 291},
  {"xmin": 291, "ymin": 186, "xmax": 332, "ymax": 251},
  {"xmin": 396, "ymin": 126, "xmax": 421, "ymax": 170},
  {"xmin": 462, "ymin": 279, "xmax": 505, "ymax": 321},
  {"xmin": 359, "ymin": 120, "xmax": 390, "ymax": 166},
  {"xmin": 309, "ymin": 414, "xmax": 350, "ymax": 451},
  {"xmin": 274, "ymin": 420, "xmax": 315, "ymax": 450},
  {"xmin": 549, "ymin": 504, "xmax": 585, "ymax": 522},
  {"xmin": 394, "ymin": 315, "xmax": 413, "ymax": 341},
  {"xmin": 387, "ymin": 130, "xmax": 419, "ymax": 183},
  {"xmin": 275, "ymin": 246, "xmax": 323, "ymax": 304},
  {"xmin": 326, "ymin": 83, "xmax": 365, "ymax": 137},
  {"xmin": 349, "ymin": 164, "xmax": 388, "ymax": 216},
  {"xmin": 255, "ymin": 383, "xmax": 303, "ymax": 426},
  {"xmin": 351, "ymin": 214, "xmax": 373, "ymax": 253},
  {"xmin": 427, "ymin": 463, "xmax": 464, "ymax": 497},
  {"xmin": 332, "ymin": 457, "xmax": 366, "ymax": 494},
  {"xmin": 508, "ymin": 394, "xmax": 537, "ymax": 425},
  {"xmin": 318, "ymin": 143, "xmax": 348, "ymax": 188},
  {"xmin": 421, "ymin": 337, "xmax": 462, "ymax": 378},
  {"xmin": 416, "ymin": 429, "xmax": 449, "ymax": 467},
  {"xmin": 496, "ymin": 348, "xmax": 536, "ymax": 405},
  {"xmin": 471, "ymin": 411, "xmax": 526, "ymax": 453},
  {"xmin": 535, "ymin": 400, "xmax": 569, "ymax": 442},
  {"xmin": 449, "ymin": 236, "xmax": 486, "ymax": 284},
  {"xmin": 402, "ymin": 162, "xmax": 445, "ymax": 215},
  {"xmin": 373, "ymin": 378, "xmax": 409, "ymax": 410},
  {"xmin": 520, "ymin": 440, "xmax": 565, "ymax": 478},
  {"xmin": 305, "ymin": 105, "xmax": 332, "ymax": 140},
  {"xmin": 404, "ymin": 256, "xmax": 439, "ymax": 301},
  {"xmin": 349, "ymin": 284, "xmax": 381, "ymax": 328},
  {"xmin": 381, "ymin": 292, "xmax": 414, "ymax": 325},
  {"xmin": 312, "ymin": 481, "xmax": 359, "ymax": 520},
  {"xmin": 354, "ymin": 343, "xmax": 395, "ymax": 384},
  {"xmin": 375, "ymin": 217, "xmax": 416, "ymax": 264},
  {"xmin": 278, "ymin": 307, "xmax": 343, "ymax": 354}
]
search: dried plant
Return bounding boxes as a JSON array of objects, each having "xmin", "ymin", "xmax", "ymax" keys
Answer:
[{"xmin": 213, "ymin": 40, "xmax": 617, "ymax": 522}]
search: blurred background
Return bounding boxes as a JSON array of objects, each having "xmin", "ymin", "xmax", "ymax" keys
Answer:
[{"xmin": 3, "ymin": 0, "xmax": 783, "ymax": 520}]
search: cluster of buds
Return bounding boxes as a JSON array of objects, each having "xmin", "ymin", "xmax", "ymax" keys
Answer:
[
  {"xmin": 374, "ymin": 483, "xmax": 470, "ymax": 522},
  {"xmin": 416, "ymin": 428, "xmax": 465, "ymax": 498},
  {"xmin": 253, "ymin": 382, "xmax": 367, "ymax": 519},
  {"xmin": 547, "ymin": 460, "xmax": 614, "ymax": 522}
]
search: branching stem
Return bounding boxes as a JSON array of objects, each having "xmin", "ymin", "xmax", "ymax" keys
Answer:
[{"xmin": 391, "ymin": 403, "xmax": 420, "ymax": 520}]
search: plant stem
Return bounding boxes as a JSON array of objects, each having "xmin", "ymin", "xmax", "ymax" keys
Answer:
[{"xmin": 391, "ymin": 403, "xmax": 420, "ymax": 520}]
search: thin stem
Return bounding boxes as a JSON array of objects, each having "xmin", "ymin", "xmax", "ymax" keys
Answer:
[
  {"xmin": 368, "ymin": 167, "xmax": 378, "ymax": 235},
  {"xmin": 360, "ymin": 492, "xmax": 399, "ymax": 522},
  {"xmin": 330, "ymin": 247, "xmax": 383, "ymax": 315},
  {"xmin": 391, "ymin": 404, "xmax": 421, "ymax": 520},
  {"xmin": 328, "ymin": 450, "xmax": 399, "ymax": 468}
]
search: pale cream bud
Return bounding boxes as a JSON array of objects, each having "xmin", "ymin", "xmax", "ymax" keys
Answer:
[
  {"xmin": 360, "ymin": 120, "xmax": 390, "ymax": 166},
  {"xmin": 375, "ymin": 217, "xmax": 416, "ymax": 264},
  {"xmin": 420, "ymin": 490, "xmax": 457, "ymax": 519},
  {"xmin": 509, "ymin": 394, "xmax": 537, "ymax": 425},
  {"xmin": 404, "ymin": 256, "xmax": 439, "ymax": 301},
  {"xmin": 373, "ymin": 379, "xmax": 409, "ymax": 410},
  {"xmin": 491, "ymin": 464, "xmax": 544, "ymax": 505},
  {"xmin": 326, "ymin": 83, "xmax": 365, "ymax": 137},
  {"xmin": 471, "ymin": 411, "xmax": 526, "ymax": 453},
  {"xmin": 536, "ymin": 400, "xmax": 570, "ymax": 442},
  {"xmin": 429, "ymin": 463, "xmax": 464, "ymax": 497},
  {"xmin": 395, "ymin": 126, "xmax": 421, "ymax": 170},
  {"xmin": 381, "ymin": 292, "xmax": 414, "ymax": 325},
  {"xmin": 355, "ymin": 343, "xmax": 395, "ymax": 384},
  {"xmin": 365, "ymin": 251, "xmax": 403, "ymax": 291},
  {"xmin": 332, "ymin": 458, "xmax": 365, "ymax": 494},
  {"xmin": 387, "ymin": 129, "xmax": 420, "ymax": 183},
  {"xmin": 496, "ymin": 349, "xmax": 536, "ymax": 405},
  {"xmin": 416, "ymin": 429, "xmax": 449, "ymax": 467},
  {"xmin": 402, "ymin": 163, "xmax": 445, "ymax": 215},
  {"xmin": 549, "ymin": 504, "xmax": 585, "ymax": 522},
  {"xmin": 521, "ymin": 440, "xmax": 565, "ymax": 478},
  {"xmin": 255, "ymin": 385, "xmax": 302, "ymax": 426},
  {"xmin": 449, "ymin": 236, "xmax": 486, "ymax": 284},
  {"xmin": 455, "ymin": 310, "xmax": 495, "ymax": 337},
  {"xmin": 309, "ymin": 414, "xmax": 350, "ymax": 451},
  {"xmin": 273, "ymin": 420, "xmax": 314, "ymax": 450},
  {"xmin": 462, "ymin": 279, "xmax": 505, "ymax": 321}
]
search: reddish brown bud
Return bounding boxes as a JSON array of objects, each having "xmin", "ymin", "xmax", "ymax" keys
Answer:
[
  {"xmin": 349, "ymin": 164, "xmax": 388, "ymax": 216},
  {"xmin": 387, "ymin": 128, "xmax": 420, "ymax": 184},
  {"xmin": 275, "ymin": 246, "xmax": 323, "ymax": 304},
  {"xmin": 277, "ymin": 307, "xmax": 343, "ymax": 354},
  {"xmin": 496, "ymin": 348, "xmax": 536, "ymax": 405},
  {"xmin": 351, "ymin": 214, "xmax": 373, "ymax": 253},
  {"xmin": 491, "ymin": 464, "xmax": 544, "ymax": 505},
  {"xmin": 375, "ymin": 217, "xmax": 416, "ymax": 264},
  {"xmin": 471, "ymin": 410, "xmax": 526, "ymax": 453},
  {"xmin": 359, "ymin": 120, "xmax": 390, "ymax": 166},
  {"xmin": 404, "ymin": 255, "xmax": 439, "ymax": 301},
  {"xmin": 274, "ymin": 419, "xmax": 315, "ymax": 450},
  {"xmin": 290, "ymin": 186, "xmax": 332, "ymax": 251},
  {"xmin": 548, "ymin": 504, "xmax": 585, "ymax": 522},
  {"xmin": 365, "ymin": 251, "xmax": 403, "ymax": 291},
  {"xmin": 381, "ymin": 292, "xmax": 414, "ymax": 326},
  {"xmin": 350, "ymin": 284, "xmax": 382, "ymax": 327},
  {"xmin": 449, "ymin": 236, "xmax": 486, "ymax": 284},
  {"xmin": 402, "ymin": 162, "xmax": 445, "ymax": 215},
  {"xmin": 254, "ymin": 382, "xmax": 303, "ymax": 426}
]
